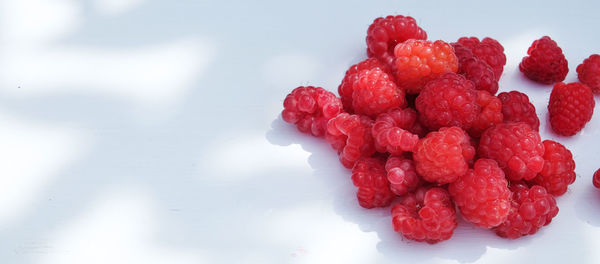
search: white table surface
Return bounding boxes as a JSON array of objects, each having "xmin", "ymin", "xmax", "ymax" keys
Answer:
[{"xmin": 1, "ymin": 0, "xmax": 600, "ymax": 263}]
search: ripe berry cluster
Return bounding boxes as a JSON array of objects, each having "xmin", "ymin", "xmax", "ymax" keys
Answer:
[{"xmin": 281, "ymin": 15, "xmax": 598, "ymax": 244}]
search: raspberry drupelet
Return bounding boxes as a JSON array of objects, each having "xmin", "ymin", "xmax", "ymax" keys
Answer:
[
  {"xmin": 326, "ymin": 113, "xmax": 376, "ymax": 169},
  {"xmin": 352, "ymin": 68, "xmax": 406, "ymax": 118},
  {"xmin": 372, "ymin": 108, "xmax": 420, "ymax": 155},
  {"xmin": 366, "ymin": 15, "xmax": 427, "ymax": 59},
  {"xmin": 520, "ymin": 36, "xmax": 568, "ymax": 84},
  {"xmin": 498, "ymin": 91, "xmax": 540, "ymax": 131},
  {"xmin": 577, "ymin": 54, "xmax": 600, "ymax": 94},
  {"xmin": 385, "ymin": 156, "xmax": 422, "ymax": 196},
  {"xmin": 282, "ymin": 86, "xmax": 343, "ymax": 137},
  {"xmin": 530, "ymin": 140, "xmax": 576, "ymax": 196},
  {"xmin": 548, "ymin": 82, "xmax": 595, "ymax": 136},
  {"xmin": 338, "ymin": 58, "xmax": 393, "ymax": 113},
  {"xmin": 352, "ymin": 157, "xmax": 395, "ymax": 209}
]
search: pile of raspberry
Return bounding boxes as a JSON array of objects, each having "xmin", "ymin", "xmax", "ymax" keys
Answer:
[{"xmin": 281, "ymin": 15, "xmax": 598, "ymax": 244}]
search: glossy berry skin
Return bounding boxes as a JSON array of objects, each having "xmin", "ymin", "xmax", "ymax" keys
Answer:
[
  {"xmin": 494, "ymin": 183, "xmax": 559, "ymax": 239},
  {"xmin": 478, "ymin": 122, "xmax": 545, "ymax": 181},
  {"xmin": 282, "ymin": 86, "xmax": 343, "ymax": 137},
  {"xmin": 469, "ymin": 90, "xmax": 503, "ymax": 138},
  {"xmin": 385, "ymin": 156, "xmax": 422, "ymax": 196},
  {"xmin": 351, "ymin": 157, "xmax": 395, "ymax": 209},
  {"xmin": 352, "ymin": 68, "xmax": 406, "ymax": 118},
  {"xmin": 449, "ymin": 159, "xmax": 511, "ymax": 228},
  {"xmin": 498, "ymin": 91, "xmax": 540, "ymax": 131},
  {"xmin": 338, "ymin": 58, "xmax": 393, "ymax": 113},
  {"xmin": 531, "ymin": 140, "xmax": 575, "ymax": 196},
  {"xmin": 393, "ymin": 39, "xmax": 459, "ymax": 94},
  {"xmin": 391, "ymin": 186, "xmax": 457, "ymax": 244},
  {"xmin": 372, "ymin": 108, "xmax": 420, "ymax": 155},
  {"xmin": 416, "ymin": 73, "xmax": 480, "ymax": 130},
  {"xmin": 366, "ymin": 15, "xmax": 427, "ymax": 59},
  {"xmin": 326, "ymin": 113, "xmax": 376, "ymax": 169},
  {"xmin": 456, "ymin": 37, "xmax": 506, "ymax": 80},
  {"xmin": 548, "ymin": 82, "xmax": 595, "ymax": 136},
  {"xmin": 520, "ymin": 36, "xmax": 568, "ymax": 84},
  {"xmin": 413, "ymin": 127, "xmax": 475, "ymax": 184},
  {"xmin": 593, "ymin": 169, "xmax": 600, "ymax": 189},
  {"xmin": 458, "ymin": 57, "xmax": 499, "ymax": 95},
  {"xmin": 577, "ymin": 54, "xmax": 600, "ymax": 93}
]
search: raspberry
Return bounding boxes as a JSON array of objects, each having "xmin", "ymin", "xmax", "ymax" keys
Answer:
[
  {"xmin": 338, "ymin": 58, "xmax": 393, "ymax": 112},
  {"xmin": 548, "ymin": 82, "xmax": 595, "ymax": 136},
  {"xmin": 478, "ymin": 122, "xmax": 545, "ymax": 181},
  {"xmin": 530, "ymin": 140, "xmax": 575, "ymax": 196},
  {"xmin": 385, "ymin": 156, "xmax": 422, "ymax": 196},
  {"xmin": 458, "ymin": 57, "xmax": 499, "ymax": 94},
  {"xmin": 413, "ymin": 127, "xmax": 475, "ymax": 184},
  {"xmin": 498, "ymin": 91, "xmax": 540, "ymax": 131},
  {"xmin": 469, "ymin": 90, "xmax": 503, "ymax": 138},
  {"xmin": 451, "ymin": 42, "xmax": 474, "ymax": 64},
  {"xmin": 594, "ymin": 169, "xmax": 600, "ymax": 189},
  {"xmin": 577, "ymin": 54, "xmax": 600, "ymax": 93},
  {"xmin": 393, "ymin": 39, "xmax": 458, "ymax": 94},
  {"xmin": 494, "ymin": 183, "xmax": 559, "ymax": 239},
  {"xmin": 352, "ymin": 68, "xmax": 406, "ymax": 118},
  {"xmin": 449, "ymin": 159, "xmax": 511, "ymax": 228},
  {"xmin": 366, "ymin": 15, "xmax": 427, "ymax": 59},
  {"xmin": 416, "ymin": 73, "xmax": 480, "ymax": 130},
  {"xmin": 282, "ymin": 86, "xmax": 343, "ymax": 136},
  {"xmin": 457, "ymin": 37, "xmax": 506, "ymax": 80},
  {"xmin": 391, "ymin": 186, "xmax": 457, "ymax": 244},
  {"xmin": 326, "ymin": 113, "xmax": 376, "ymax": 168},
  {"xmin": 519, "ymin": 36, "xmax": 568, "ymax": 84},
  {"xmin": 372, "ymin": 108, "xmax": 420, "ymax": 155},
  {"xmin": 351, "ymin": 157, "xmax": 395, "ymax": 208}
]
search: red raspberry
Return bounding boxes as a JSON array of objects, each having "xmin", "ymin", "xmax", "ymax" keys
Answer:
[
  {"xmin": 478, "ymin": 122, "xmax": 545, "ymax": 181},
  {"xmin": 494, "ymin": 183, "xmax": 559, "ymax": 239},
  {"xmin": 282, "ymin": 86, "xmax": 343, "ymax": 136},
  {"xmin": 351, "ymin": 157, "xmax": 395, "ymax": 208},
  {"xmin": 449, "ymin": 159, "xmax": 511, "ymax": 228},
  {"xmin": 458, "ymin": 57, "xmax": 499, "ymax": 94},
  {"xmin": 548, "ymin": 82, "xmax": 595, "ymax": 136},
  {"xmin": 530, "ymin": 140, "xmax": 575, "ymax": 196},
  {"xmin": 469, "ymin": 90, "xmax": 503, "ymax": 138},
  {"xmin": 498, "ymin": 91, "xmax": 540, "ymax": 131},
  {"xmin": 351, "ymin": 68, "xmax": 406, "ymax": 118},
  {"xmin": 366, "ymin": 15, "xmax": 427, "ymax": 59},
  {"xmin": 385, "ymin": 156, "xmax": 422, "ymax": 196},
  {"xmin": 326, "ymin": 113, "xmax": 376, "ymax": 168},
  {"xmin": 338, "ymin": 58, "xmax": 393, "ymax": 112},
  {"xmin": 577, "ymin": 54, "xmax": 600, "ymax": 93},
  {"xmin": 594, "ymin": 169, "xmax": 600, "ymax": 189},
  {"xmin": 372, "ymin": 108, "xmax": 420, "ymax": 155},
  {"xmin": 519, "ymin": 36, "xmax": 568, "ymax": 84},
  {"xmin": 457, "ymin": 37, "xmax": 506, "ymax": 80},
  {"xmin": 413, "ymin": 127, "xmax": 475, "ymax": 184},
  {"xmin": 416, "ymin": 73, "xmax": 480, "ymax": 130},
  {"xmin": 391, "ymin": 186, "xmax": 457, "ymax": 244},
  {"xmin": 393, "ymin": 39, "xmax": 459, "ymax": 94},
  {"xmin": 451, "ymin": 42, "xmax": 474, "ymax": 64}
]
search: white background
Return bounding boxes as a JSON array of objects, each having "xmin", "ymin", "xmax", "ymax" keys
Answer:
[{"xmin": 1, "ymin": 0, "xmax": 600, "ymax": 263}]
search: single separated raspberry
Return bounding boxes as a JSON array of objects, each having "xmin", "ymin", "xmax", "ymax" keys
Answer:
[
  {"xmin": 385, "ymin": 156, "xmax": 422, "ymax": 196},
  {"xmin": 498, "ymin": 91, "xmax": 540, "ymax": 131},
  {"xmin": 393, "ymin": 39, "xmax": 458, "ymax": 94},
  {"xmin": 338, "ymin": 58, "xmax": 393, "ymax": 112},
  {"xmin": 548, "ymin": 82, "xmax": 595, "ymax": 136},
  {"xmin": 478, "ymin": 122, "xmax": 545, "ymax": 181},
  {"xmin": 416, "ymin": 73, "xmax": 480, "ymax": 130},
  {"xmin": 413, "ymin": 127, "xmax": 475, "ymax": 184},
  {"xmin": 494, "ymin": 182, "xmax": 559, "ymax": 239},
  {"xmin": 456, "ymin": 37, "xmax": 506, "ymax": 80},
  {"xmin": 352, "ymin": 68, "xmax": 406, "ymax": 118},
  {"xmin": 366, "ymin": 15, "xmax": 427, "ymax": 58},
  {"xmin": 352, "ymin": 157, "xmax": 395, "ymax": 208},
  {"xmin": 326, "ymin": 113, "xmax": 376, "ymax": 169},
  {"xmin": 531, "ymin": 140, "xmax": 575, "ymax": 196},
  {"xmin": 594, "ymin": 169, "xmax": 600, "ymax": 189},
  {"xmin": 391, "ymin": 186, "xmax": 457, "ymax": 244},
  {"xmin": 520, "ymin": 36, "xmax": 568, "ymax": 84},
  {"xmin": 577, "ymin": 54, "xmax": 600, "ymax": 93},
  {"xmin": 449, "ymin": 159, "xmax": 511, "ymax": 228},
  {"xmin": 282, "ymin": 86, "xmax": 343, "ymax": 136},
  {"xmin": 458, "ymin": 57, "xmax": 499, "ymax": 95},
  {"xmin": 372, "ymin": 108, "xmax": 420, "ymax": 155},
  {"xmin": 469, "ymin": 90, "xmax": 503, "ymax": 138}
]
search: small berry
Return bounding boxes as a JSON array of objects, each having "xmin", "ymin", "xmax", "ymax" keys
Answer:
[
  {"xmin": 352, "ymin": 68, "xmax": 406, "ymax": 117},
  {"xmin": 338, "ymin": 58, "xmax": 393, "ymax": 112},
  {"xmin": 352, "ymin": 157, "xmax": 395, "ymax": 208},
  {"xmin": 449, "ymin": 159, "xmax": 511, "ymax": 228},
  {"xmin": 478, "ymin": 122, "xmax": 545, "ymax": 181},
  {"xmin": 282, "ymin": 86, "xmax": 343, "ymax": 136},
  {"xmin": 393, "ymin": 39, "xmax": 458, "ymax": 94},
  {"xmin": 366, "ymin": 15, "xmax": 427, "ymax": 59},
  {"xmin": 458, "ymin": 57, "xmax": 499, "ymax": 94},
  {"xmin": 548, "ymin": 82, "xmax": 595, "ymax": 136},
  {"xmin": 392, "ymin": 186, "xmax": 457, "ymax": 244},
  {"xmin": 531, "ymin": 140, "xmax": 575, "ymax": 196},
  {"xmin": 494, "ymin": 183, "xmax": 559, "ymax": 239},
  {"xmin": 520, "ymin": 36, "xmax": 568, "ymax": 84},
  {"xmin": 457, "ymin": 37, "xmax": 506, "ymax": 80},
  {"xmin": 451, "ymin": 42, "xmax": 475, "ymax": 64},
  {"xmin": 469, "ymin": 90, "xmax": 503, "ymax": 138},
  {"xmin": 372, "ymin": 108, "xmax": 420, "ymax": 155},
  {"xmin": 385, "ymin": 156, "xmax": 422, "ymax": 196},
  {"xmin": 593, "ymin": 169, "xmax": 600, "ymax": 189},
  {"xmin": 326, "ymin": 113, "xmax": 376, "ymax": 168},
  {"xmin": 498, "ymin": 91, "xmax": 540, "ymax": 131},
  {"xmin": 577, "ymin": 54, "xmax": 600, "ymax": 93},
  {"xmin": 413, "ymin": 127, "xmax": 475, "ymax": 184}
]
